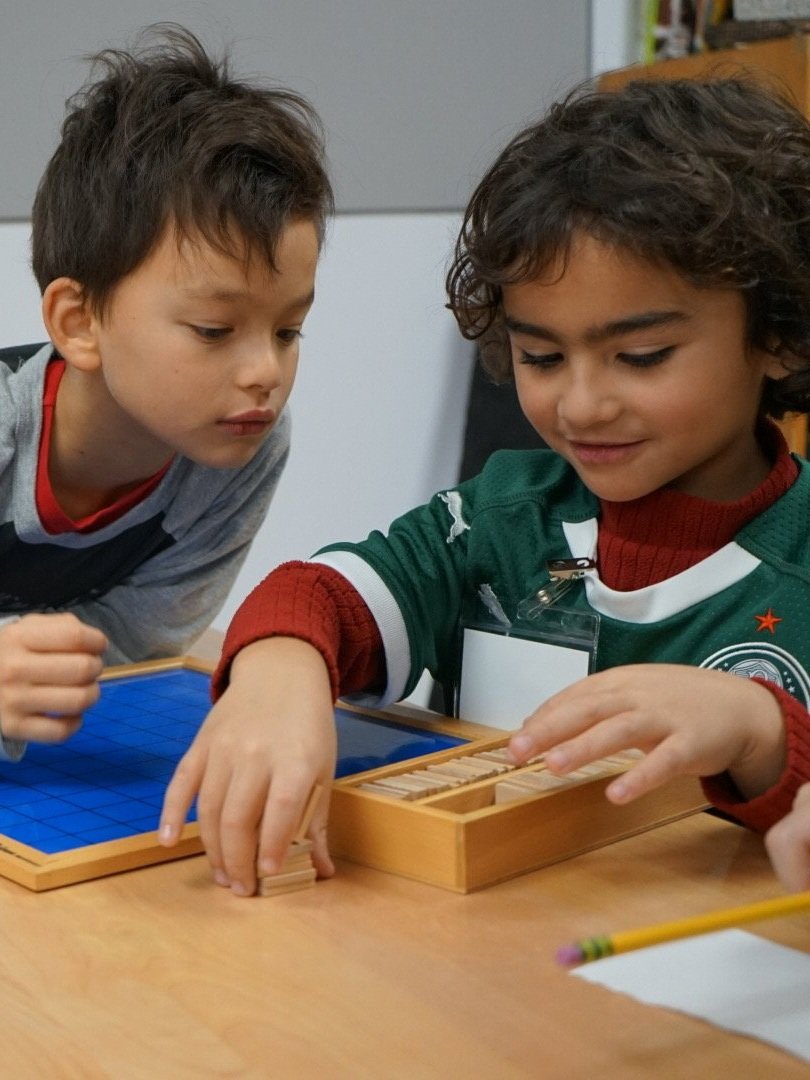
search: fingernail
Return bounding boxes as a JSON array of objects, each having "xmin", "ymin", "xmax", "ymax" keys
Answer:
[
  {"xmin": 258, "ymin": 857, "xmax": 278, "ymax": 877},
  {"xmin": 547, "ymin": 749, "xmax": 571, "ymax": 771},
  {"xmin": 231, "ymin": 881, "xmax": 251, "ymax": 897},
  {"xmin": 608, "ymin": 779, "xmax": 627, "ymax": 802},
  {"xmin": 159, "ymin": 822, "xmax": 176, "ymax": 844},
  {"xmin": 214, "ymin": 869, "xmax": 229, "ymax": 887},
  {"xmin": 510, "ymin": 733, "xmax": 532, "ymax": 758}
]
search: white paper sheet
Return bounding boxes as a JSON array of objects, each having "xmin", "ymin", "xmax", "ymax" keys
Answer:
[{"xmin": 572, "ymin": 929, "xmax": 810, "ymax": 1062}]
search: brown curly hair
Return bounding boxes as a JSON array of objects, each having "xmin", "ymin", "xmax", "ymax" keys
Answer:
[{"xmin": 446, "ymin": 77, "xmax": 810, "ymax": 418}]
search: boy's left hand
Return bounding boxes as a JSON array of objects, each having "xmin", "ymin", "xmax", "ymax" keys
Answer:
[{"xmin": 508, "ymin": 664, "xmax": 786, "ymax": 804}]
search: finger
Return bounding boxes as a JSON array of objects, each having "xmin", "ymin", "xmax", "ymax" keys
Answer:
[
  {"xmin": 2, "ymin": 714, "xmax": 83, "ymax": 743},
  {"xmin": 218, "ymin": 766, "xmax": 276, "ymax": 896},
  {"xmin": 509, "ymin": 686, "xmax": 643, "ymax": 764},
  {"xmin": 765, "ymin": 818, "xmax": 810, "ymax": 893},
  {"xmin": 0, "ymin": 682, "xmax": 101, "ymax": 718},
  {"xmin": 20, "ymin": 651, "xmax": 105, "ymax": 687},
  {"xmin": 308, "ymin": 787, "xmax": 335, "ymax": 879},
  {"xmin": 767, "ymin": 836, "xmax": 810, "ymax": 892},
  {"xmin": 603, "ymin": 737, "xmax": 691, "ymax": 804},
  {"xmin": 509, "ymin": 691, "xmax": 636, "ymax": 764},
  {"xmin": 159, "ymin": 746, "xmax": 206, "ymax": 848},
  {"xmin": 256, "ymin": 774, "xmax": 317, "ymax": 880},
  {"xmin": 15, "ymin": 613, "xmax": 108, "ymax": 654},
  {"xmin": 0, "ymin": 651, "xmax": 103, "ymax": 690}
]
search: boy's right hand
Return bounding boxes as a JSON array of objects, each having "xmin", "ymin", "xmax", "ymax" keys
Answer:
[
  {"xmin": 159, "ymin": 637, "xmax": 337, "ymax": 897},
  {"xmin": 0, "ymin": 612, "xmax": 107, "ymax": 745}
]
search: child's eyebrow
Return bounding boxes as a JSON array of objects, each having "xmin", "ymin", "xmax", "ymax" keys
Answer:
[
  {"xmin": 503, "ymin": 310, "xmax": 689, "ymax": 344},
  {"xmin": 182, "ymin": 287, "xmax": 315, "ymax": 309}
]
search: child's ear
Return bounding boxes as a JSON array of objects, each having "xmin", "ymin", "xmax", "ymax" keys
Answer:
[
  {"xmin": 757, "ymin": 337, "xmax": 797, "ymax": 381},
  {"xmin": 41, "ymin": 278, "xmax": 103, "ymax": 372}
]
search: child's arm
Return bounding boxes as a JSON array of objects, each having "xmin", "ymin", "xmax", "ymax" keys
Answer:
[
  {"xmin": 0, "ymin": 613, "xmax": 107, "ymax": 759},
  {"xmin": 508, "ymin": 664, "xmax": 795, "ymax": 815},
  {"xmin": 159, "ymin": 636, "xmax": 338, "ymax": 896},
  {"xmin": 159, "ymin": 478, "xmax": 477, "ymax": 896},
  {"xmin": 765, "ymin": 783, "xmax": 810, "ymax": 891},
  {"xmin": 159, "ymin": 560, "xmax": 386, "ymax": 896}
]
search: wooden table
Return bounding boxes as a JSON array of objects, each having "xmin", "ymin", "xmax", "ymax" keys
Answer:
[{"xmin": 2, "ymin": 810, "xmax": 808, "ymax": 1078}]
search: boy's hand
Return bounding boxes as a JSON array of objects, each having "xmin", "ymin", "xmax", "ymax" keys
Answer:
[
  {"xmin": 159, "ymin": 637, "xmax": 337, "ymax": 897},
  {"xmin": 507, "ymin": 664, "xmax": 786, "ymax": 804},
  {"xmin": 765, "ymin": 783, "xmax": 810, "ymax": 892},
  {"xmin": 0, "ymin": 613, "xmax": 107, "ymax": 744}
]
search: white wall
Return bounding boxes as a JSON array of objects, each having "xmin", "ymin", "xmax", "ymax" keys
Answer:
[
  {"xmin": 0, "ymin": 213, "xmax": 469, "ymax": 632},
  {"xmin": 590, "ymin": 0, "xmax": 640, "ymax": 78},
  {"xmin": 217, "ymin": 211, "xmax": 469, "ymax": 627}
]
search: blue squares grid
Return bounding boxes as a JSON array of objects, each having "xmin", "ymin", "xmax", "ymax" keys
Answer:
[{"xmin": 0, "ymin": 666, "xmax": 467, "ymax": 856}]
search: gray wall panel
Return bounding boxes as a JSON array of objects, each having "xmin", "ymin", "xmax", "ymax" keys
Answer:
[{"xmin": 0, "ymin": 1, "xmax": 589, "ymax": 217}]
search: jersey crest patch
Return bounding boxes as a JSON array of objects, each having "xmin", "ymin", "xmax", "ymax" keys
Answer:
[{"xmin": 699, "ymin": 642, "xmax": 810, "ymax": 708}]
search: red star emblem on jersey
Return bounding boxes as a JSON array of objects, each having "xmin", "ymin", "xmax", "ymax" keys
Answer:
[{"xmin": 754, "ymin": 608, "xmax": 782, "ymax": 634}]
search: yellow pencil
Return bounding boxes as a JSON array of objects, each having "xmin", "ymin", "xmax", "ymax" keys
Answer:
[{"xmin": 556, "ymin": 890, "xmax": 810, "ymax": 966}]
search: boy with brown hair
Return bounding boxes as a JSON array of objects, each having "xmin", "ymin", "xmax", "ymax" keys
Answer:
[{"xmin": 0, "ymin": 24, "xmax": 332, "ymax": 761}]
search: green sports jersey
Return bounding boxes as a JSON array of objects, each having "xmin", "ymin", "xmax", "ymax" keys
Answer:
[{"xmin": 314, "ymin": 448, "xmax": 810, "ymax": 713}]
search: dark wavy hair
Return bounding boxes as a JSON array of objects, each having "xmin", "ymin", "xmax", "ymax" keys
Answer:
[
  {"xmin": 32, "ymin": 23, "xmax": 333, "ymax": 314},
  {"xmin": 447, "ymin": 76, "xmax": 810, "ymax": 418}
]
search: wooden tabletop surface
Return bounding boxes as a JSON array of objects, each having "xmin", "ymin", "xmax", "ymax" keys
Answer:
[{"xmin": 2, "ymin": 807, "xmax": 808, "ymax": 1079}]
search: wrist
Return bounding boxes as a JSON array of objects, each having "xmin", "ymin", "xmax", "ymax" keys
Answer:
[
  {"xmin": 728, "ymin": 679, "xmax": 787, "ymax": 799},
  {"xmin": 231, "ymin": 636, "xmax": 331, "ymax": 688}
]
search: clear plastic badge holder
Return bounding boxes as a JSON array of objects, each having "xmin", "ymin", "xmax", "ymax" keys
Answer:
[
  {"xmin": 514, "ymin": 557, "xmax": 600, "ymax": 669},
  {"xmin": 455, "ymin": 560, "xmax": 600, "ymax": 727}
]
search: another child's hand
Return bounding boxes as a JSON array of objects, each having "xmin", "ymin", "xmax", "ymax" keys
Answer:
[
  {"xmin": 765, "ymin": 784, "xmax": 810, "ymax": 892},
  {"xmin": 508, "ymin": 664, "xmax": 786, "ymax": 804},
  {"xmin": 0, "ymin": 613, "xmax": 107, "ymax": 744},
  {"xmin": 159, "ymin": 637, "xmax": 337, "ymax": 897}
]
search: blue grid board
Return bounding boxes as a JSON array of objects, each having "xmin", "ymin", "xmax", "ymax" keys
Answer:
[{"xmin": 0, "ymin": 667, "xmax": 467, "ymax": 856}]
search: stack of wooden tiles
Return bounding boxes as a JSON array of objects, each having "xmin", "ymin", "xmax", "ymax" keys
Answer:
[
  {"xmin": 257, "ymin": 785, "xmax": 323, "ymax": 897},
  {"xmin": 354, "ymin": 745, "xmax": 644, "ymax": 803},
  {"xmin": 258, "ymin": 838, "xmax": 317, "ymax": 897}
]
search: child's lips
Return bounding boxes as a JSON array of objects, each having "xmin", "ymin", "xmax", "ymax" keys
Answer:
[
  {"xmin": 218, "ymin": 409, "xmax": 276, "ymax": 436},
  {"xmin": 568, "ymin": 439, "xmax": 645, "ymax": 465}
]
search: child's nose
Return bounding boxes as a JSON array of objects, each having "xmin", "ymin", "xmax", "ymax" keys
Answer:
[
  {"xmin": 557, "ymin": 372, "xmax": 620, "ymax": 429},
  {"xmin": 240, "ymin": 341, "xmax": 282, "ymax": 390}
]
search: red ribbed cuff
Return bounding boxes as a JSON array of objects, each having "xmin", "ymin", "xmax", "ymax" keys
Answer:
[
  {"xmin": 701, "ymin": 679, "xmax": 810, "ymax": 832},
  {"xmin": 211, "ymin": 560, "xmax": 384, "ymax": 702}
]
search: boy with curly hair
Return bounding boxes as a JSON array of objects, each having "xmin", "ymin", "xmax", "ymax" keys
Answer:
[{"xmin": 161, "ymin": 77, "xmax": 810, "ymax": 897}]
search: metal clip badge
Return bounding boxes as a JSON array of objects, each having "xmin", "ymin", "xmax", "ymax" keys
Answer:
[{"xmin": 524, "ymin": 557, "xmax": 596, "ymax": 612}]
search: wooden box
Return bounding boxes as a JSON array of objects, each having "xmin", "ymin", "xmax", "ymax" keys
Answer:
[{"xmin": 329, "ymin": 705, "xmax": 707, "ymax": 893}]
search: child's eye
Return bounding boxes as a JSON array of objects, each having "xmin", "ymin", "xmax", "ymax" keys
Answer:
[
  {"xmin": 277, "ymin": 328, "xmax": 303, "ymax": 345},
  {"xmin": 618, "ymin": 346, "xmax": 674, "ymax": 368},
  {"xmin": 519, "ymin": 349, "xmax": 562, "ymax": 368},
  {"xmin": 190, "ymin": 325, "xmax": 231, "ymax": 342}
]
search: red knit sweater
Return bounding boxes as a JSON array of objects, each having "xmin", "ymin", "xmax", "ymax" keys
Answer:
[{"xmin": 215, "ymin": 432, "xmax": 810, "ymax": 832}]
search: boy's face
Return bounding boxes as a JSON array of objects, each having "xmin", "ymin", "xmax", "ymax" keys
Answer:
[
  {"xmin": 504, "ymin": 233, "xmax": 785, "ymax": 503},
  {"xmin": 87, "ymin": 218, "xmax": 318, "ymax": 470}
]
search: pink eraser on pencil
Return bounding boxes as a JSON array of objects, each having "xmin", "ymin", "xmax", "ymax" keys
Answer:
[{"xmin": 555, "ymin": 944, "xmax": 583, "ymax": 967}]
